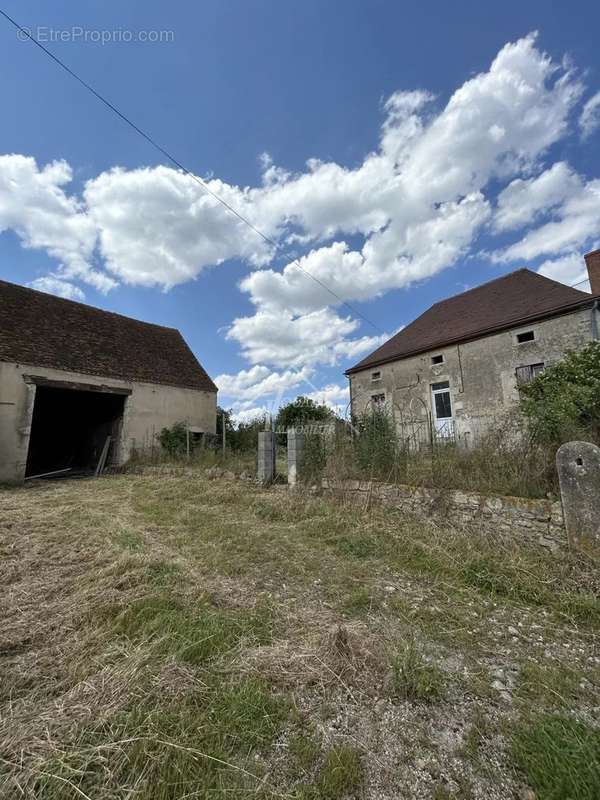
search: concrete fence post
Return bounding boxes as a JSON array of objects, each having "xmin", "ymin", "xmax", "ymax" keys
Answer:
[
  {"xmin": 257, "ymin": 431, "xmax": 276, "ymax": 484},
  {"xmin": 287, "ymin": 429, "xmax": 305, "ymax": 487},
  {"xmin": 556, "ymin": 441, "xmax": 600, "ymax": 551}
]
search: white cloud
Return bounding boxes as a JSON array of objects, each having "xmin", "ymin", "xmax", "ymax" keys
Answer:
[
  {"xmin": 536, "ymin": 252, "xmax": 590, "ymax": 290},
  {"xmin": 84, "ymin": 166, "xmax": 276, "ymax": 289},
  {"xmin": 306, "ymin": 383, "xmax": 350, "ymax": 414},
  {"xmin": 494, "ymin": 179, "xmax": 600, "ymax": 262},
  {"xmin": 493, "ymin": 162, "xmax": 582, "ymax": 232},
  {"xmin": 226, "ymin": 306, "xmax": 387, "ymax": 369},
  {"xmin": 215, "ymin": 364, "xmax": 313, "ymax": 402},
  {"xmin": 0, "ymin": 155, "xmax": 114, "ymax": 292},
  {"xmin": 230, "ymin": 406, "xmax": 269, "ymax": 426},
  {"xmin": 580, "ymin": 91, "xmax": 600, "ymax": 139},
  {"xmin": 29, "ymin": 275, "xmax": 86, "ymax": 301}
]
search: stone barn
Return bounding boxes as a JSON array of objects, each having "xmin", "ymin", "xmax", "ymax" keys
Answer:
[{"xmin": 0, "ymin": 280, "xmax": 217, "ymax": 482}]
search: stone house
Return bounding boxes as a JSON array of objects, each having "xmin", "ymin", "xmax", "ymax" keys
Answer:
[
  {"xmin": 346, "ymin": 251, "xmax": 600, "ymax": 448},
  {"xmin": 0, "ymin": 280, "xmax": 217, "ymax": 481}
]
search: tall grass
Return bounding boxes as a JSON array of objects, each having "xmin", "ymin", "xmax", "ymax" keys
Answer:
[{"xmin": 302, "ymin": 410, "xmax": 559, "ymax": 498}]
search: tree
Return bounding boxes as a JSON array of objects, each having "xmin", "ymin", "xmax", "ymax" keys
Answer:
[
  {"xmin": 519, "ymin": 341, "xmax": 600, "ymax": 444},
  {"xmin": 275, "ymin": 396, "xmax": 334, "ymax": 431}
]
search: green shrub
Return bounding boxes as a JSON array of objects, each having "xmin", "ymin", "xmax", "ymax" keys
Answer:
[
  {"xmin": 520, "ymin": 341, "xmax": 600, "ymax": 445},
  {"xmin": 157, "ymin": 421, "xmax": 188, "ymax": 456}
]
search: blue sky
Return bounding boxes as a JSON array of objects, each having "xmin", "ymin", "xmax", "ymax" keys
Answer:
[{"xmin": 1, "ymin": 1, "xmax": 600, "ymax": 420}]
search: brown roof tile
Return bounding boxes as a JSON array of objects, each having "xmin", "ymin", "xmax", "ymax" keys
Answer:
[
  {"xmin": 0, "ymin": 280, "xmax": 217, "ymax": 392},
  {"xmin": 347, "ymin": 269, "xmax": 596, "ymax": 374}
]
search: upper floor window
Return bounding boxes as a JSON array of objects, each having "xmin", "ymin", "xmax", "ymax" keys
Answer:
[
  {"xmin": 371, "ymin": 393, "xmax": 386, "ymax": 407},
  {"xmin": 516, "ymin": 363, "xmax": 545, "ymax": 385},
  {"xmin": 371, "ymin": 370, "xmax": 381, "ymax": 382},
  {"xmin": 516, "ymin": 330, "xmax": 535, "ymax": 344},
  {"xmin": 431, "ymin": 354, "xmax": 444, "ymax": 365}
]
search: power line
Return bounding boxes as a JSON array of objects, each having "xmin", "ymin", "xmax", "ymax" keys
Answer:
[
  {"xmin": 0, "ymin": 9, "xmax": 384, "ymax": 334},
  {"xmin": 570, "ymin": 277, "xmax": 591, "ymax": 288}
]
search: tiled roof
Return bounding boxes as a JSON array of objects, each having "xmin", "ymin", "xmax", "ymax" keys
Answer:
[
  {"xmin": 347, "ymin": 269, "xmax": 596, "ymax": 374},
  {"xmin": 0, "ymin": 279, "xmax": 217, "ymax": 392}
]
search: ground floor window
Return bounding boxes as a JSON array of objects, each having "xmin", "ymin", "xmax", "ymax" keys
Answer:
[{"xmin": 516, "ymin": 362, "xmax": 545, "ymax": 385}]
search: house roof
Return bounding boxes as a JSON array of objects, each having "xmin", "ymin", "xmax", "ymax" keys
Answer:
[
  {"xmin": 346, "ymin": 269, "xmax": 598, "ymax": 375},
  {"xmin": 0, "ymin": 279, "xmax": 217, "ymax": 392}
]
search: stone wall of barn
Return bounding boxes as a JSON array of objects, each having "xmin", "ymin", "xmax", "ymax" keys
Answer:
[
  {"xmin": 0, "ymin": 361, "xmax": 217, "ymax": 482},
  {"xmin": 348, "ymin": 306, "xmax": 596, "ymax": 447}
]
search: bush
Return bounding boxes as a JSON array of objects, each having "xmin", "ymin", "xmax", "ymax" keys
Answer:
[
  {"xmin": 520, "ymin": 341, "xmax": 600, "ymax": 445},
  {"xmin": 157, "ymin": 422, "xmax": 188, "ymax": 456},
  {"xmin": 275, "ymin": 396, "xmax": 334, "ymax": 431},
  {"xmin": 353, "ymin": 407, "xmax": 402, "ymax": 481}
]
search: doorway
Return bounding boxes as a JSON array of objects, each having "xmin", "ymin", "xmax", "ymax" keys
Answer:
[{"xmin": 25, "ymin": 383, "xmax": 127, "ymax": 478}]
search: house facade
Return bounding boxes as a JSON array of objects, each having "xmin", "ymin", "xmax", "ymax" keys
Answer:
[
  {"xmin": 0, "ymin": 280, "xmax": 217, "ymax": 482},
  {"xmin": 346, "ymin": 252, "xmax": 600, "ymax": 448}
]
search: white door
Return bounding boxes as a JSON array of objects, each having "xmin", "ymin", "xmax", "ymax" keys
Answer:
[{"xmin": 431, "ymin": 381, "xmax": 454, "ymax": 439}]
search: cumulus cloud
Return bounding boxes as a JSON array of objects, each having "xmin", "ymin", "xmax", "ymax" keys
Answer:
[
  {"xmin": 215, "ymin": 364, "xmax": 313, "ymax": 402},
  {"xmin": 0, "ymin": 155, "xmax": 114, "ymax": 293},
  {"xmin": 580, "ymin": 91, "xmax": 600, "ymax": 139},
  {"xmin": 226, "ymin": 307, "xmax": 387, "ymax": 368},
  {"xmin": 536, "ymin": 252, "xmax": 590, "ymax": 289},
  {"xmin": 29, "ymin": 275, "xmax": 86, "ymax": 301},
  {"xmin": 493, "ymin": 162, "xmax": 582, "ymax": 232},
  {"xmin": 306, "ymin": 383, "xmax": 350, "ymax": 413},
  {"xmin": 494, "ymin": 179, "xmax": 600, "ymax": 263}
]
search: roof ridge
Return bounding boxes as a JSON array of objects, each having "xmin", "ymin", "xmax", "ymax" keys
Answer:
[{"xmin": 0, "ymin": 279, "xmax": 179, "ymax": 333}]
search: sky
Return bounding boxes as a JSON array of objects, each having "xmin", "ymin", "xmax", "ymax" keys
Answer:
[{"xmin": 1, "ymin": 1, "xmax": 600, "ymax": 422}]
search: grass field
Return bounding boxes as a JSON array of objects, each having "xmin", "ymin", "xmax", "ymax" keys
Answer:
[{"xmin": 1, "ymin": 469, "xmax": 599, "ymax": 799}]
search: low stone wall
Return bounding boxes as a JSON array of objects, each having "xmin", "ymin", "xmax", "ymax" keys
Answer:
[{"xmin": 321, "ymin": 479, "xmax": 565, "ymax": 551}]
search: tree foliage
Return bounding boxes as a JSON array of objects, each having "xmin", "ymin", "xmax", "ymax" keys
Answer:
[
  {"xmin": 519, "ymin": 341, "xmax": 600, "ymax": 444},
  {"xmin": 275, "ymin": 396, "xmax": 334, "ymax": 431}
]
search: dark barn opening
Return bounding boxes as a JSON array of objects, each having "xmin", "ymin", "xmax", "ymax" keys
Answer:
[{"xmin": 25, "ymin": 384, "xmax": 127, "ymax": 478}]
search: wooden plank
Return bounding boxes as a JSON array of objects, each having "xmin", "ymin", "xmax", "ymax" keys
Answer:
[
  {"xmin": 25, "ymin": 468, "xmax": 72, "ymax": 481},
  {"xmin": 95, "ymin": 436, "xmax": 112, "ymax": 477}
]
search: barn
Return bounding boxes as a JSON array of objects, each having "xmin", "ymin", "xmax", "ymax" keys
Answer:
[{"xmin": 0, "ymin": 280, "xmax": 217, "ymax": 482}]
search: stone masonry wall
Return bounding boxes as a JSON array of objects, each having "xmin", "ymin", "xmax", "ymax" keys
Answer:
[{"xmin": 321, "ymin": 479, "xmax": 565, "ymax": 551}]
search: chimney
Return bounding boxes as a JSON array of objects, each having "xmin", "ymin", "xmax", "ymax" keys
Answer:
[{"xmin": 584, "ymin": 250, "xmax": 600, "ymax": 295}]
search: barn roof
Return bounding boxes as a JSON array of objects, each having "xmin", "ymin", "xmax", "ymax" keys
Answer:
[
  {"xmin": 346, "ymin": 269, "xmax": 597, "ymax": 375},
  {"xmin": 0, "ymin": 279, "xmax": 217, "ymax": 392}
]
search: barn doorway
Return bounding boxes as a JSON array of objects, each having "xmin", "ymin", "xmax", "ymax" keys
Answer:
[{"xmin": 25, "ymin": 382, "xmax": 128, "ymax": 478}]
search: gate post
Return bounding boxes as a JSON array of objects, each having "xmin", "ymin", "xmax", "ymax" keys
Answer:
[
  {"xmin": 257, "ymin": 431, "xmax": 276, "ymax": 484},
  {"xmin": 556, "ymin": 441, "xmax": 600, "ymax": 551},
  {"xmin": 287, "ymin": 429, "xmax": 305, "ymax": 487}
]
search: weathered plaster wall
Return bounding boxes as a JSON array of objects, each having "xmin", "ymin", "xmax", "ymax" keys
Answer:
[
  {"xmin": 322, "ymin": 478, "xmax": 565, "ymax": 550},
  {"xmin": 0, "ymin": 361, "xmax": 217, "ymax": 482},
  {"xmin": 349, "ymin": 307, "xmax": 595, "ymax": 445}
]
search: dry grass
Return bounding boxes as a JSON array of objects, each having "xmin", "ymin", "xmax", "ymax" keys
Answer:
[{"xmin": 0, "ymin": 471, "xmax": 598, "ymax": 799}]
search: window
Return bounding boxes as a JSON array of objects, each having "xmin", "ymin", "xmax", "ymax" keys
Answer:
[
  {"xmin": 431, "ymin": 354, "xmax": 444, "ymax": 365},
  {"xmin": 371, "ymin": 393, "xmax": 385, "ymax": 407},
  {"xmin": 516, "ymin": 363, "xmax": 545, "ymax": 385},
  {"xmin": 371, "ymin": 370, "xmax": 381, "ymax": 382},
  {"xmin": 431, "ymin": 381, "xmax": 452, "ymax": 420},
  {"xmin": 516, "ymin": 330, "xmax": 535, "ymax": 344}
]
